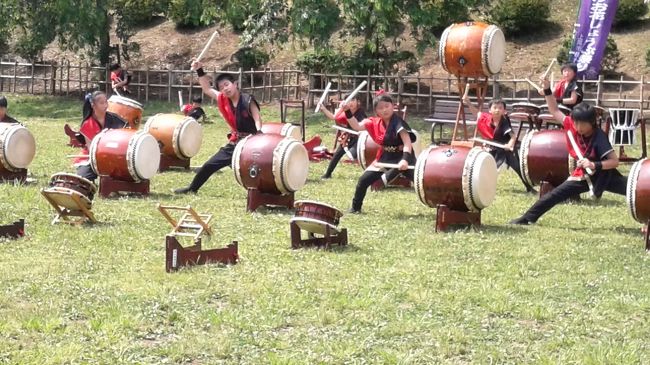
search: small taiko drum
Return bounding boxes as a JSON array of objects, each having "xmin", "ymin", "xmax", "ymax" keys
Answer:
[
  {"xmin": 43, "ymin": 173, "xmax": 96, "ymax": 210},
  {"xmin": 538, "ymin": 104, "xmax": 571, "ymax": 123},
  {"xmin": 89, "ymin": 129, "xmax": 160, "ymax": 182},
  {"xmin": 107, "ymin": 95, "xmax": 143, "ymax": 129},
  {"xmin": 414, "ymin": 146, "xmax": 497, "ymax": 212},
  {"xmin": 626, "ymin": 158, "xmax": 650, "ymax": 224},
  {"xmin": 511, "ymin": 102, "xmax": 540, "ymax": 119},
  {"xmin": 519, "ymin": 129, "xmax": 573, "ymax": 187},
  {"xmin": 143, "ymin": 114, "xmax": 203, "ymax": 159},
  {"xmin": 260, "ymin": 122, "xmax": 302, "ymax": 140},
  {"xmin": 356, "ymin": 130, "xmax": 422, "ymax": 169},
  {"xmin": 232, "ymin": 134, "xmax": 309, "ymax": 195},
  {"xmin": 439, "ymin": 21, "xmax": 506, "ymax": 78},
  {"xmin": 0, "ymin": 123, "xmax": 36, "ymax": 173},
  {"xmin": 291, "ymin": 200, "xmax": 343, "ymax": 235}
]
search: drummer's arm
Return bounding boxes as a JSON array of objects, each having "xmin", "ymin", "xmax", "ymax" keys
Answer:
[
  {"xmin": 541, "ymin": 78, "xmax": 567, "ymax": 123},
  {"xmin": 562, "ymin": 90, "xmax": 579, "ymax": 106},
  {"xmin": 346, "ymin": 113, "xmax": 367, "ymax": 132},
  {"xmin": 250, "ymin": 101, "xmax": 262, "ymax": 131},
  {"xmin": 462, "ymin": 94, "xmax": 480, "ymax": 118},
  {"xmin": 505, "ymin": 131, "xmax": 517, "ymax": 151},
  {"xmin": 398, "ymin": 130, "xmax": 413, "ymax": 170},
  {"xmin": 191, "ymin": 60, "xmax": 220, "ymax": 101}
]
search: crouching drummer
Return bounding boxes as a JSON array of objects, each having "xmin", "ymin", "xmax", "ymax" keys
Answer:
[
  {"xmin": 73, "ymin": 91, "xmax": 127, "ymax": 181},
  {"xmin": 0, "ymin": 96, "xmax": 20, "ymax": 124}
]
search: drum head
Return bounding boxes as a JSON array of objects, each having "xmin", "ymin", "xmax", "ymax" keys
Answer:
[
  {"xmin": 50, "ymin": 172, "xmax": 97, "ymax": 195},
  {"xmin": 177, "ymin": 118, "xmax": 203, "ymax": 158},
  {"xmin": 484, "ymin": 25, "xmax": 506, "ymax": 75},
  {"xmin": 294, "ymin": 199, "xmax": 343, "ymax": 216},
  {"xmin": 463, "ymin": 147, "xmax": 497, "ymax": 210},
  {"xmin": 274, "ymin": 139, "xmax": 309, "ymax": 193},
  {"xmin": 43, "ymin": 187, "xmax": 92, "ymax": 210},
  {"xmin": 108, "ymin": 95, "xmax": 143, "ymax": 109},
  {"xmin": 132, "ymin": 132, "xmax": 160, "ymax": 180},
  {"xmin": 283, "ymin": 124, "xmax": 302, "ymax": 140},
  {"xmin": 2, "ymin": 125, "xmax": 36, "ymax": 169},
  {"xmin": 290, "ymin": 217, "xmax": 339, "ymax": 236},
  {"xmin": 626, "ymin": 158, "xmax": 646, "ymax": 223}
]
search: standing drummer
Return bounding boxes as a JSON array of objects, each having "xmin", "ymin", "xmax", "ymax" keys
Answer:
[
  {"xmin": 174, "ymin": 61, "xmax": 262, "ymax": 194},
  {"xmin": 0, "ymin": 96, "xmax": 19, "ymax": 124},
  {"xmin": 462, "ymin": 95, "xmax": 536, "ymax": 194},
  {"xmin": 319, "ymin": 93, "xmax": 367, "ymax": 179},
  {"xmin": 74, "ymin": 91, "xmax": 128, "ymax": 181},
  {"xmin": 509, "ymin": 78, "xmax": 627, "ymax": 225}
]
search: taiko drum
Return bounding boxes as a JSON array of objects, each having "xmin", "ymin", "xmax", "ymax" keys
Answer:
[
  {"xmin": 89, "ymin": 129, "xmax": 160, "ymax": 182},
  {"xmin": 107, "ymin": 95, "xmax": 143, "ymax": 129},
  {"xmin": 291, "ymin": 200, "xmax": 343, "ymax": 235},
  {"xmin": 519, "ymin": 129, "xmax": 574, "ymax": 187},
  {"xmin": 355, "ymin": 130, "xmax": 422, "ymax": 169},
  {"xmin": 0, "ymin": 123, "xmax": 36, "ymax": 173},
  {"xmin": 144, "ymin": 113, "xmax": 203, "ymax": 159},
  {"xmin": 626, "ymin": 158, "xmax": 650, "ymax": 224},
  {"xmin": 260, "ymin": 122, "xmax": 302, "ymax": 140},
  {"xmin": 43, "ymin": 172, "xmax": 97, "ymax": 210},
  {"xmin": 439, "ymin": 21, "xmax": 506, "ymax": 78}
]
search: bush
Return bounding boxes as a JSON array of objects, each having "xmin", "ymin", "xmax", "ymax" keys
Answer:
[
  {"xmin": 114, "ymin": 0, "xmax": 168, "ymax": 24},
  {"xmin": 223, "ymin": 0, "xmax": 260, "ymax": 32},
  {"xmin": 168, "ymin": 0, "xmax": 218, "ymax": 27},
  {"xmin": 556, "ymin": 35, "xmax": 621, "ymax": 76},
  {"xmin": 485, "ymin": 0, "xmax": 551, "ymax": 35},
  {"xmin": 230, "ymin": 47, "xmax": 270, "ymax": 70},
  {"xmin": 295, "ymin": 49, "xmax": 347, "ymax": 73},
  {"xmin": 614, "ymin": 0, "xmax": 649, "ymax": 27}
]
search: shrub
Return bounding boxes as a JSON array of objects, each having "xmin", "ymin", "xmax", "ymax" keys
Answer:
[
  {"xmin": 230, "ymin": 47, "xmax": 270, "ymax": 70},
  {"xmin": 614, "ymin": 0, "xmax": 649, "ymax": 27},
  {"xmin": 295, "ymin": 49, "xmax": 347, "ymax": 73},
  {"xmin": 168, "ymin": 0, "xmax": 218, "ymax": 27},
  {"xmin": 114, "ymin": 0, "xmax": 168, "ymax": 24},
  {"xmin": 223, "ymin": 1, "xmax": 260, "ymax": 32},
  {"xmin": 556, "ymin": 35, "xmax": 621, "ymax": 76},
  {"xmin": 485, "ymin": 0, "xmax": 551, "ymax": 35}
]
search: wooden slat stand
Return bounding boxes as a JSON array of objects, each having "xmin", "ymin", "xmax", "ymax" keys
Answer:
[
  {"xmin": 158, "ymin": 204, "xmax": 238, "ymax": 272},
  {"xmin": 0, "ymin": 219, "xmax": 25, "ymax": 239},
  {"xmin": 247, "ymin": 189, "xmax": 294, "ymax": 212},
  {"xmin": 41, "ymin": 189, "xmax": 97, "ymax": 225},
  {"xmin": 0, "ymin": 168, "xmax": 27, "ymax": 184},
  {"xmin": 435, "ymin": 204, "xmax": 481, "ymax": 232},
  {"xmin": 159, "ymin": 154, "xmax": 191, "ymax": 172},
  {"xmin": 290, "ymin": 221, "xmax": 348, "ymax": 249},
  {"xmin": 99, "ymin": 176, "xmax": 150, "ymax": 198}
]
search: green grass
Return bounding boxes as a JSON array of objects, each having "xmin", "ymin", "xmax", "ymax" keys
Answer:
[{"xmin": 1, "ymin": 94, "xmax": 649, "ymax": 364}]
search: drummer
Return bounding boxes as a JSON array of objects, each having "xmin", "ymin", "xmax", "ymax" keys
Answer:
[
  {"xmin": 0, "ymin": 96, "xmax": 19, "ymax": 124},
  {"xmin": 319, "ymin": 93, "xmax": 367, "ymax": 179},
  {"xmin": 538, "ymin": 62, "xmax": 583, "ymax": 110},
  {"xmin": 174, "ymin": 61, "xmax": 262, "ymax": 194},
  {"xmin": 462, "ymin": 95, "xmax": 536, "ymax": 194},
  {"xmin": 110, "ymin": 63, "xmax": 131, "ymax": 95},
  {"xmin": 181, "ymin": 95, "xmax": 206, "ymax": 123},
  {"xmin": 509, "ymin": 78, "xmax": 627, "ymax": 225},
  {"xmin": 74, "ymin": 91, "xmax": 128, "ymax": 181},
  {"xmin": 344, "ymin": 90, "xmax": 416, "ymax": 214}
]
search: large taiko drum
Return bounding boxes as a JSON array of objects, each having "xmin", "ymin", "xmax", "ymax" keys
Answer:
[
  {"xmin": 290, "ymin": 200, "xmax": 343, "ymax": 235},
  {"xmin": 439, "ymin": 21, "xmax": 506, "ymax": 78},
  {"xmin": 0, "ymin": 123, "xmax": 36, "ymax": 172},
  {"xmin": 43, "ymin": 173, "xmax": 97, "ymax": 210},
  {"xmin": 89, "ymin": 129, "xmax": 160, "ymax": 182},
  {"xmin": 356, "ymin": 130, "xmax": 422, "ymax": 169},
  {"xmin": 143, "ymin": 114, "xmax": 203, "ymax": 159},
  {"xmin": 232, "ymin": 133, "xmax": 309, "ymax": 195},
  {"xmin": 626, "ymin": 158, "xmax": 650, "ymax": 224},
  {"xmin": 260, "ymin": 122, "xmax": 302, "ymax": 140},
  {"xmin": 107, "ymin": 95, "xmax": 143, "ymax": 129},
  {"xmin": 519, "ymin": 129, "xmax": 574, "ymax": 187},
  {"xmin": 414, "ymin": 146, "xmax": 497, "ymax": 212}
]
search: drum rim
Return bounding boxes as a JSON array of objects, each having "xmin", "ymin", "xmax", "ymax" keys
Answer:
[
  {"xmin": 175, "ymin": 117, "xmax": 201, "ymax": 159},
  {"xmin": 0, "ymin": 123, "xmax": 34, "ymax": 171},
  {"xmin": 294, "ymin": 200, "xmax": 343, "ymax": 216},
  {"xmin": 483, "ymin": 25, "xmax": 505, "ymax": 76},
  {"xmin": 626, "ymin": 158, "xmax": 646, "ymax": 223},
  {"xmin": 273, "ymin": 137, "xmax": 308, "ymax": 194},
  {"xmin": 89, "ymin": 129, "xmax": 109, "ymax": 175},
  {"xmin": 231, "ymin": 135, "xmax": 250, "ymax": 188},
  {"xmin": 290, "ymin": 216, "xmax": 340, "ymax": 233},
  {"xmin": 438, "ymin": 25, "xmax": 453, "ymax": 74},
  {"xmin": 108, "ymin": 95, "xmax": 143, "ymax": 109},
  {"xmin": 462, "ymin": 147, "xmax": 497, "ymax": 211},
  {"xmin": 519, "ymin": 129, "xmax": 537, "ymax": 187},
  {"xmin": 128, "ymin": 131, "xmax": 159, "ymax": 181},
  {"xmin": 414, "ymin": 146, "xmax": 435, "ymax": 207},
  {"xmin": 49, "ymin": 172, "xmax": 97, "ymax": 194},
  {"xmin": 356, "ymin": 131, "xmax": 372, "ymax": 170}
]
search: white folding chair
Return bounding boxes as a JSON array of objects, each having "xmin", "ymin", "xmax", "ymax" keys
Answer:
[{"xmin": 608, "ymin": 108, "xmax": 640, "ymax": 146}]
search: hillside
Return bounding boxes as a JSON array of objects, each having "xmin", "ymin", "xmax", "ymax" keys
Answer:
[{"xmin": 40, "ymin": 1, "xmax": 650, "ymax": 78}]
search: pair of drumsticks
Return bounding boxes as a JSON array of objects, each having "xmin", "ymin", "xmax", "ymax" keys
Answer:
[{"xmin": 524, "ymin": 58, "xmax": 557, "ymax": 92}]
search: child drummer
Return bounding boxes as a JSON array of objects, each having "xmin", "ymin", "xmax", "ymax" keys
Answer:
[
  {"xmin": 0, "ymin": 96, "xmax": 19, "ymax": 124},
  {"xmin": 462, "ymin": 95, "xmax": 536, "ymax": 194},
  {"xmin": 510, "ymin": 77, "xmax": 628, "ymax": 225},
  {"xmin": 344, "ymin": 91, "xmax": 416, "ymax": 214},
  {"xmin": 318, "ymin": 93, "xmax": 367, "ymax": 179},
  {"xmin": 538, "ymin": 62, "xmax": 583, "ymax": 110},
  {"xmin": 181, "ymin": 95, "xmax": 206, "ymax": 123}
]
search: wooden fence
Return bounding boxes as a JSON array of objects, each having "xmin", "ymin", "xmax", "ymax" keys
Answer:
[{"xmin": 1, "ymin": 59, "xmax": 649, "ymax": 116}]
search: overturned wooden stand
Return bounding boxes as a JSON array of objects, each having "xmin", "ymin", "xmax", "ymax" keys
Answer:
[
  {"xmin": 0, "ymin": 168, "xmax": 27, "ymax": 184},
  {"xmin": 41, "ymin": 188, "xmax": 97, "ymax": 225},
  {"xmin": 165, "ymin": 235, "xmax": 238, "ymax": 272},
  {"xmin": 0, "ymin": 219, "xmax": 25, "ymax": 239},
  {"xmin": 290, "ymin": 221, "xmax": 347, "ymax": 249},
  {"xmin": 99, "ymin": 176, "xmax": 150, "ymax": 198},
  {"xmin": 247, "ymin": 189, "xmax": 294, "ymax": 212},
  {"xmin": 435, "ymin": 204, "xmax": 481, "ymax": 232},
  {"xmin": 159, "ymin": 154, "xmax": 191, "ymax": 172}
]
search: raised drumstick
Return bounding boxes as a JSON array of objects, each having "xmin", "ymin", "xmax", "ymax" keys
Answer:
[
  {"xmin": 195, "ymin": 31, "xmax": 219, "ymax": 64},
  {"xmin": 178, "ymin": 91, "xmax": 183, "ymax": 111},
  {"xmin": 315, "ymin": 82, "xmax": 332, "ymax": 113},
  {"xmin": 334, "ymin": 80, "xmax": 368, "ymax": 116},
  {"xmin": 471, "ymin": 137, "xmax": 509, "ymax": 150},
  {"xmin": 462, "ymin": 82, "xmax": 471, "ymax": 100},
  {"xmin": 542, "ymin": 58, "xmax": 557, "ymax": 79},
  {"xmin": 374, "ymin": 162, "xmax": 415, "ymax": 170},
  {"xmin": 332, "ymin": 125, "xmax": 360, "ymax": 135}
]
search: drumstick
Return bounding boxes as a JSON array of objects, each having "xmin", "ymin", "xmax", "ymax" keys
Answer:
[
  {"xmin": 525, "ymin": 78, "xmax": 542, "ymax": 91},
  {"xmin": 470, "ymin": 137, "xmax": 509, "ymax": 150},
  {"xmin": 332, "ymin": 125, "xmax": 360, "ymax": 135},
  {"xmin": 66, "ymin": 154, "xmax": 89, "ymax": 158},
  {"xmin": 462, "ymin": 82, "xmax": 471, "ymax": 99},
  {"xmin": 334, "ymin": 80, "xmax": 368, "ymax": 116},
  {"xmin": 315, "ymin": 82, "xmax": 332, "ymax": 113},
  {"xmin": 178, "ymin": 91, "xmax": 183, "ymax": 110},
  {"xmin": 566, "ymin": 131, "xmax": 595, "ymax": 197},
  {"xmin": 195, "ymin": 31, "xmax": 219, "ymax": 64},
  {"xmin": 542, "ymin": 58, "xmax": 557, "ymax": 79},
  {"xmin": 374, "ymin": 162, "xmax": 415, "ymax": 170}
]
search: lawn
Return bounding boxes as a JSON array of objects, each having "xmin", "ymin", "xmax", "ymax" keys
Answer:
[{"xmin": 1, "ymin": 94, "xmax": 649, "ymax": 364}]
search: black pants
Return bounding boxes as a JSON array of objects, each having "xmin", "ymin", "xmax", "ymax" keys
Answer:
[
  {"xmin": 187, "ymin": 143, "xmax": 236, "ymax": 191},
  {"xmin": 493, "ymin": 149, "xmax": 534, "ymax": 192},
  {"xmin": 351, "ymin": 168, "xmax": 414, "ymax": 211},
  {"xmin": 323, "ymin": 139, "xmax": 358, "ymax": 177},
  {"xmin": 521, "ymin": 174, "xmax": 628, "ymax": 222},
  {"xmin": 76, "ymin": 165, "xmax": 97, "ymax": 182}
]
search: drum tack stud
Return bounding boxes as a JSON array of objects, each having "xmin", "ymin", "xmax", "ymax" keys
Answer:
[{"xmin": 248, "ymin": 165, "xmax": 259, "ymax": 179}]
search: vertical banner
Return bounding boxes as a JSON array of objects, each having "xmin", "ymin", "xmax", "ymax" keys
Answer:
[{"xmin": 570, "ymin": 0, "xmax": 619, "ymax": 79}]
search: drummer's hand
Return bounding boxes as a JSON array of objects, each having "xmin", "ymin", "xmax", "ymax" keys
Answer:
[
  {"xmin": 541, "ymin": 77, "xmax": 551, "ymax": 89},
  {"xmin": 339, "ymin": 101, "xmax": 350, "ymax": 111},
  {"xmin": 462, "ymin": 94, "xmax": 471, "ymax": 105},
  {"xmin": 577, "ymin": 158, "xmax": 595, "ymax": 170},
  {"xmin": 398, "ymin": 159, "xmax": 408, "ymax": 171},
  {"xmin": 190, "ymin": 60, "xmax": 203, "ymax": 71},
  {"xmin": 505, "ymin": 141, "xmax": 515, "ymax": 151}
]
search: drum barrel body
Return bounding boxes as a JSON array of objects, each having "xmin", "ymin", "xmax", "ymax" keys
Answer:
[
  {"xmin": 0, "ymin": 123, "xmax": 36, "ymax": 172},
  {"xmin": 49, "ymin": 173, "xmax": 97, "ymax": 201},
  {"xmin": 144, "ymin": 114, "xmax": 202, "ymax": 159},
  {"xmin": 414, "ymin": 145, "xmax": 497, "ymax": 212},
  {"xmin": 260, "ymin": 122, "xmax": 302, "ymax": 140},
  {"xmin": 90, "ymin": 129, "xmax": 160, "ymax": 182},
  {"xmin": 439, "ymin": 21, "xmax": 505, "ymax": 78},
  {"xmin": 520, "ymin": 129, "xmax": 571, "ymax": 187},
  {"xmin": 356, "ymin": 131, "xmax": 380, "ymax": 169},
  {"xmin": 294, "ymin": 201, "xmax": 341, "ymax": 226},
  {"xmin": 232, "ymin": 134, "xmax": 309, "ymax": 195},
  {"xmin": 627, "ymin": 159, "xmax": 650, "ymax": 223},
  {"xmin": 107, "ymin": 96, "xmax": 143, "ymax": 129}
]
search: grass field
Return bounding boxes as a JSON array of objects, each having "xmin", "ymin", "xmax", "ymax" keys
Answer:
[{"xmin": 1, "ymin": 94, "xmax": 649, "ymax": 364}]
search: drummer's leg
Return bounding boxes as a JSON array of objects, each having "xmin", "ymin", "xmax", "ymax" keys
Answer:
[
  {"xmin": 351, "ymin": 170, "xmax": 383, "ymax": 213},
  {"xmin": 177, "ymin": 144, "xmax": 234, "ymax": 193},
  {"xmin": 323, "ymin": 146, "xmax": 346, "ymax": 179},
  {"xmin": 76, "ymin": 165, "xmax": 97, "ymax": 182},
  {"xmin": 505, "ymin": 151, "xmax": 535, "ymax": 192},
  {"xmin": 510, "ymin": 180, "xmax": 589, "ymax": 224}
]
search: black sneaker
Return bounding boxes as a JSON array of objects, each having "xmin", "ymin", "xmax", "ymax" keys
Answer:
[
  {"xmin": 527, "ymin": 187, "xmax": 538, "ymax": 195},
  {"xmin": 509, "ymin": 216, "xmax": 532, "ymax": 225},
  {"xmin": 347, "ymin": 208, "xmax": 361, "ymax": 214},
  {"xmin": 174, "ymin": 187, "xmax": 196, "ymax": 194},
  {"xmin": 321, "ymin": 174, "xmax": 332, "ymax": 180}
]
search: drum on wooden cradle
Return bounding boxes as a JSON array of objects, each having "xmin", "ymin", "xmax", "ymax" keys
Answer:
[
  {"xmin": 107, "ymin": 95, "xmax": 143, "ymax": 129},
  {"xmin": 438, "ymin": 21, "xmax": 506, "ymax": 78},
  {"xmin": 538, "ymin": 104, "xmax": 571, "ymax": 123},
  {"xmin": 260, "ymin": 122, "xmax": 302, "ymax": 140},
  {"xmin": 519, "ymin": 129, "xmax": 573, "ymax": 187},
  {"xmin": 43, "ymin": 173, "xmax": 97, "ymax": 210},
  {"xmin": 626, "ymin": 158, "xmax": 650, "ymax": 224},
  {"xmin": 510, "ymin": 102, "xmax": 540, "ymax": 120},
  {"xmin": 143, "ymin": 114, "xmax": 203, "ymax": 159},
  {"xmin": 232, "ymin": 133, "xmax": 309, "ymax": 195},
  {"xmin": 0, "ymin": 123, "xmax": 36, "ymax": 173},
  {"xmin": 355, "ymin": 130, "xmax": 422, "ymax": 169},
  {"xmin": 291, "ymin": 200, "xmax": 343, "ymax": 235},
  {"xmin": 414, "ymin": 145, "xmax": 497, "ymax": 212},
  {"xmin": 89, "ymin": 129, "xmax": 160, "ymax": 182}
]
